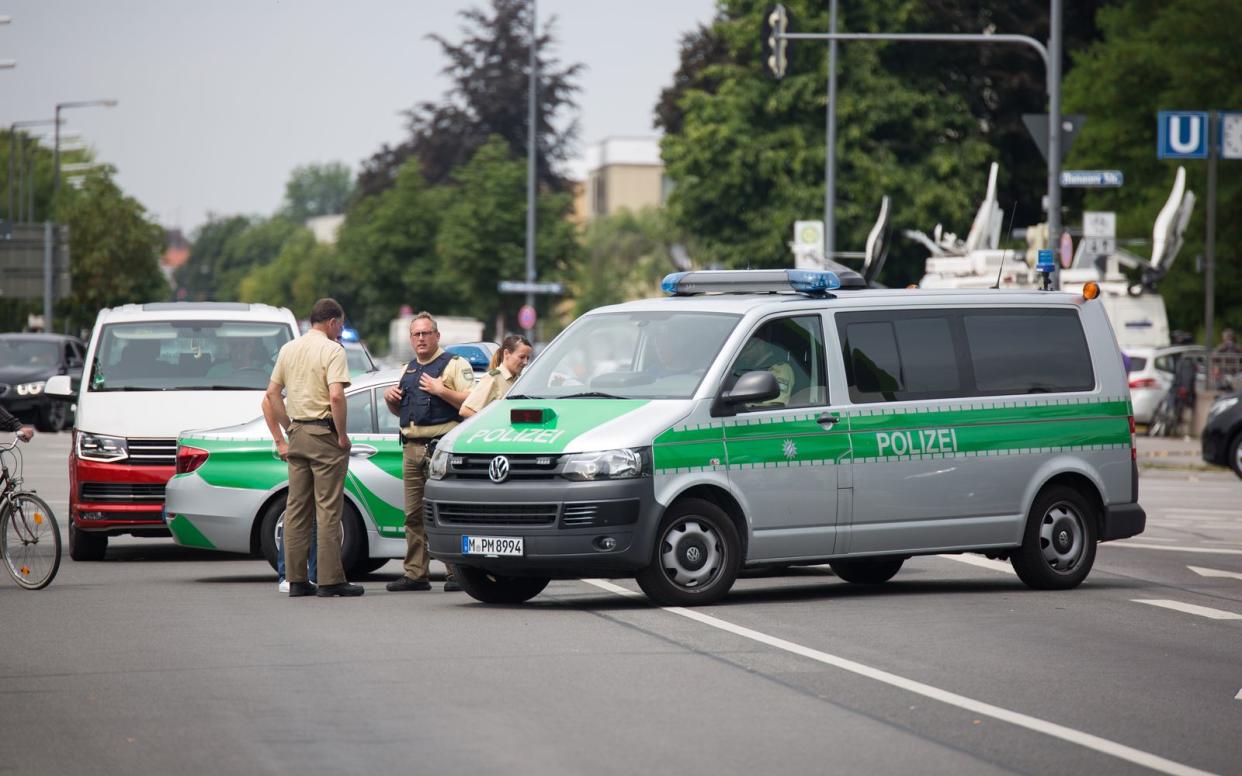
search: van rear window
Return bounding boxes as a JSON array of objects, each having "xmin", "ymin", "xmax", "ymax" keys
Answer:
[{"xmin": 838, "ymin": 308, "xmax": 1095, "ymax": 403}]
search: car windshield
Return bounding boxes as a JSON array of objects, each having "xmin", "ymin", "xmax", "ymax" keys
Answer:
[
  {"xmin": 345, "ymin": 345, "xmax": 375, "ymax": 376},
  {"xmin": 515, "ymin": 311, "xmax": 739, "ymax": 400},
  {"xmin": 0, "ymin": 338, "xmax": 59, "ymax": 368},
  {"xmin": 88, "ymin": 320, "xmax": 293, "ymax": 391}
]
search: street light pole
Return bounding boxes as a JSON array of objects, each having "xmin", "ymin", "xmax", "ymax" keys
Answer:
[
  {"xmin": 7, "ymin": 119, "xmax": 59, "ymax": 225},
  {"xmin": 824, "ymin": 0, "xmax": 838, "ymax": 264},
  {"xmin": 52, "ymin": 99, "xmax": 116, "ymax": 202},
  {"xmin": 1047, "ymin": 0, "xmax": 1063, "ymax": 290},
  {"xmin": 524, "ymin": 0, "xmax": 538, "ymax": 340}
]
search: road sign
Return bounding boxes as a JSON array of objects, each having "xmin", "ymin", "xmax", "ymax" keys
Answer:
[
  {"xmin": 498, "ymin": 280, "xmax": 564, "ymax": 295},
  {"xmin": 1058, "ymin": 231, "xmax": 1074, "ymax": 269},
  {"xmin": 1082, "ymin": 211, "xmax": 1116, "ymax": 260},
  {"xmin": 0, "ymin": 224, "xmax": 71, "ymax": 300},
  {"xmin": 1158, "ymin": 111, "xmax": 1209, "ymax": 159},
  {"xmin": 517, "ymin": 305, "xmax": 537, "ymax": 331},
  {"xmin": 1022, "ymin": 114, "xmax": 1085, "ymax": 163},
  {"xmin": 1060, "ymin": 170, "xmax": 1124, "ymax": 187},
  {"xmin": 1221, "ymin": 112, "xmax": 1242, "ymax": 160}
]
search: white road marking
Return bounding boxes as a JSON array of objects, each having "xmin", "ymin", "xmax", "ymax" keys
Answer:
[
  {"xmin": 937, "ymin": 554, "xmax": 1015, "ymax": 575},
  {"xmin": 583, "ymin": 579, "xmax": 1214, "ymax": 776},
  {"xmin": 1108, "ymin": 543, "xmax": 1242, "ymax": 556},
  {"xmin": 1188, "ymin": 566, "xmax": 1242, "ymax": 582},
  {"xmin": 1132, "ymin": 599, "xmax": 1242, "ymax": 620},
  {"xmin": 1235, "ymin": 689, "xmax": 1242, "ymax": 702}
]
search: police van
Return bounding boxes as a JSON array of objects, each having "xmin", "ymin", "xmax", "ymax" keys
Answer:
[{"xmin": 424, "ymin": 269, "xmax": 1144, "ymax": 606}]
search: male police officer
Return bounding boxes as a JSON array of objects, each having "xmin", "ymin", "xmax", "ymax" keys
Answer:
[
  {"xmin": 262, "ymin": 298, "xmax": 363, "ymax": 598},
  {"xmin": 383, "ymin": 312, "xmax": 476, "ymax": 592}
]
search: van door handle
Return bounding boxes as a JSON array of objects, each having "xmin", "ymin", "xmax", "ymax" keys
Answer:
[
  {"xmin": 350, "ymin": 444, "xmax": 378, "ymax": 458},
  {"xmin": 817, "ymin": 413, "xmax": 841, "ymax": 427}
]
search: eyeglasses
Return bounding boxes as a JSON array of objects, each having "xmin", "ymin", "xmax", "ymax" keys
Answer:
[{"xmin": 411, "ymin": 331, "xmax": 437, "ymax": 338}]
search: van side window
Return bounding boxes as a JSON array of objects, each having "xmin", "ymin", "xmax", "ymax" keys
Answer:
[
  {"xmin": 346, "ymin": 389, "xmax": 375, "ymax": 434},
  {"xmin": 963, "ymin": 310, "xmax": 1094, "ymax": 395},
  {"xmin": 840, "ymin": 313, "xmax": 960, "ymax": 403},
  {"xmin": 730, "ymin": 315, "xmax": 827, "ymax": 411}
]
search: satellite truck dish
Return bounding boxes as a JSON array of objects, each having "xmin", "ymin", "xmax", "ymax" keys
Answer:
[
  {"xmin": 863, "ymin": 196, "xmax": 891, "ymax": 286},
  {"xmin": 1149, "ymin": 166, "xmax": 1196, "ymax": 280},
  {"xmin": 964, "ymin": 162, "xmax": 1002, "ymax": 253}
]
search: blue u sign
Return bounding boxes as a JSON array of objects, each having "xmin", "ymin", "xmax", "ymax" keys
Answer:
[{"xmin": 1158, "ymin": 111, "xmax": 1209, "ymax": 159}]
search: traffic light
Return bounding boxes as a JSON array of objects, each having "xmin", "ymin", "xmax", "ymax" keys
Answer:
[{"xmin": 761, "ymin": 4, "xmax": 789, "ymax": 80}]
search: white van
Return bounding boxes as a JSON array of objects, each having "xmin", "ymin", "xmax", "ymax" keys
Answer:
[
  {"xmin": 424, "ymin": 269, "xmax": 1144, "ymax": 606},
  {"xmin": 46, "ymin": 302, "xmax": 298, "ymax": 561}
]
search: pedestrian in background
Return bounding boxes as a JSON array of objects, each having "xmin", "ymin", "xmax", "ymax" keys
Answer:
[
  {"xmin": 262, "ymin": 298, "xmax": 363, "ymax": 598},
  {"xmin": 384, "ymin": 312, "xmax": 475, "ymax": 592},
  {"xmin": 460, "ymin": 334, "xmax": 533, "ymax": 418}
]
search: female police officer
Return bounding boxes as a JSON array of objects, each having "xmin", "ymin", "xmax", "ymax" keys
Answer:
[{"xmin": 459, "ymin": 334, "xmax": 533, "ymax": 418}]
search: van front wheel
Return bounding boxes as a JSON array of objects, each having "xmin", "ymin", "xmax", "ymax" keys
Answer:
[
  {"xmin": 636, "ymin": 498, "xmax": 740, "ymax": 606},
  {"xmin": 829, "ymin": 556, "xmax": 904, "ymax": 584},
  {"xmin": 1011, "ymin": 486, "xmax": 1097, "ymax": 590}
]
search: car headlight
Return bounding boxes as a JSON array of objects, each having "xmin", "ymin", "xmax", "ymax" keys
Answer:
[
  {"xmin": 77, "ymin": 432, "xmax": 128, "ymax": 462},
  {"xmin": 428, "ymin": 448, "xmax": 450, "ymax": 480},
  {"xmin": 562, "ymin": 449, "xmax": 645, "ymax": 481},
  {"xmin": 1208, "ymin": 396, "xmax": 1239, "ymax": 420},
  {"xmin": 15, "ymin": 381, "xmax": 45, "ymax": 396}
]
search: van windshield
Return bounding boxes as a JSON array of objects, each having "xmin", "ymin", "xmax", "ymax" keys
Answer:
[
  {"xmin": 88, "ymin": 320, "xmax": 293, "ymax": 392},
  {"xmin": 515, "ymin": 311, "xmax": 739, "ymax": 400}
]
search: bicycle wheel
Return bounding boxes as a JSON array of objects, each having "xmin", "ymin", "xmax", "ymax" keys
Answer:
[
  {"xmin": 1, "ymin": 492, "xmax": 62, "ymax": 590},
  {"xmin": 1147, "ymin": 398, "xmax": 1171, "ymax": 437}
]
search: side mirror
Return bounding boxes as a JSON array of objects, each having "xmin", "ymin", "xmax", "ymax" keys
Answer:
[
  {"xmin": 45, "ymin": 375, "xmax": 75, "ymax": 400},
  {"xmin": 713, "ymin": 370, "xmax": 780, "ymax": 416}
]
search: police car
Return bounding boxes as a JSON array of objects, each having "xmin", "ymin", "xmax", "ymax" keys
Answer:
[{"xmin": 424, "ymin": 268, "xmax": 1144, "ymax": 606}]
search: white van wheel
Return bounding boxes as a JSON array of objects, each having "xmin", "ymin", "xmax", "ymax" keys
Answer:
[
  {"xmin": 636, "ymin": 498, "xmax": 740, "ymax": 606},
  {"xmin": 1011, "ymin": 486, "xmax": 1097, "ymax": 590}
]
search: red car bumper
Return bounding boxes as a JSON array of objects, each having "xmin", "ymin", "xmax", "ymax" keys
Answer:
[{"xmin": 70, "ymin": 452, "xmax": 173, "ymax": 536}]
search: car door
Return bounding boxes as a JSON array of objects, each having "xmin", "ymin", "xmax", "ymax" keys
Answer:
[
  {"xmin": 344, "ymin": 384, "xmax": 405, "ymax": 542},
  {"xmin": 722, "ymin": 314, "xmax": 848, "ymax": 560}
]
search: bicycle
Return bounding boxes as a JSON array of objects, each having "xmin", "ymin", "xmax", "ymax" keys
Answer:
[
  {"xmin": 1146, "ymin": 389, "xmax": 1189, "ymax": 438},
  {"xmin": 0, "ymin": 434, "xmax": 61, "ymax": 590}
]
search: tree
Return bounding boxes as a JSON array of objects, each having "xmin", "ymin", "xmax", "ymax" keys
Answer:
[
  {"xmin": 1063, "ymin": 0, "xmax": 1242, "ymax": 339},
  {"xmin": 281, "ymin": 162, "xmax": 354, "ymax": 222},
  {"xmin": 570, "ymin": 208, "xmax": 688, "ymax": 318},
  {"xmin": 175, "ymin": 215, "xmax": 302, "ymax": 302},
  {"xmin": 659, "ymin": 0, "xmax": 993, "ymax": 284},
  {"xmin": 356, "ymin": 0, "xmax": 582, "ymax": 197},
  {"xmin": 239, "ymin": 228, "xmax": 339, "ymax": 316},
  {"xmin": 435, "ymin": 136, "xmax": 579, "ymax": 333},
  {"xmin": 174, "ymin": 214, "xmax": 251, "ymax": 302}
]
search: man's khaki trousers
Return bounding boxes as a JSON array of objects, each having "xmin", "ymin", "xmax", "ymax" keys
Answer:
[
  {"xmin": 284, "ymin": 423, "xmax": 348, "ymax": 585},
  {"xmin": 402, "ymin": 441, "xmax": 432, "ymax": 580}
]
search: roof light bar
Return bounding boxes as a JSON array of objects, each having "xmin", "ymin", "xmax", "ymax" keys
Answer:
[{"xmin": 661, "ymin": 269, "xmax": 842, "ymax": 297}]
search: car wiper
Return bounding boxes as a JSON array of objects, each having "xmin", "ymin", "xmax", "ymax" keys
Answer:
[
  {"xmin": 93, "ymin": 386, "xmax": 169, "ymax": 392},
  {"xmin": 506, "ymin": 394, "xmax": 541, "ymax": 400},
  {"xmin": 559, "ymin": 391, "xmax": 630, "ymax": 400},
  {"xmin": 200, "ymin": 385, "xmax": 263, "ymax": 390}
]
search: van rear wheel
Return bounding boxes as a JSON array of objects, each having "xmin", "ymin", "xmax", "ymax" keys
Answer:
[
  {"xmin": 635, "ymin": 498, "xmax": 740, "ymax": 606},
  {"xmin": 1011, "ymin": 485, "xmax": 1097, "ymax": 590},
  {"xmin": 829, "ymin": 556, "xmax": 904, "ymax": 584},
  {"xmin": 452, "ymin": 564, "xmax": 549, "ymax": 604}
]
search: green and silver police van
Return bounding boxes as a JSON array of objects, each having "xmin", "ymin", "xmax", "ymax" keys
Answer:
[{"xmin": 425, "ymin": 268, "xmax": 1144, "ymax": 606}]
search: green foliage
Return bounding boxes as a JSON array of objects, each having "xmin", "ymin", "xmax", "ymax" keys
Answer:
[
  {"xmin": 571, "ymin": 209, "xmax": 687, "ymax": 317},
  {"xmin": 1063, "ymin": 0, "xmax": 1242, "ymax": 340},
  {"xmin": 176, "ymin": 215, "xmax": 301, "ymax": 303},
  {"xmin": 238, "ymin": 229, "xmax": 337, "ymax": 316},
  {"xmin": 281, "ymin": 162, "xmax": 354, "ymax": 222}
]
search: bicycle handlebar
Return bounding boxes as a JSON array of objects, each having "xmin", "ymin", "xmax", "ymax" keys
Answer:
[{"xmin": 0, "ymin": 434, "xmax": 25, "ymax": 452}]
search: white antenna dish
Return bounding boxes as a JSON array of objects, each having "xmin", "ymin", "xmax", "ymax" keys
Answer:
[
  {"xmin": 964, "ymin": 162, "xmax": 1002, "ymax": 253},
  {"xmin": 1150, "ymin": 166, "xmax": 1195, "ymax": 276},
  {"xmin": 863, "ymin": 196, "xmax": 891, "ymax": 285}
]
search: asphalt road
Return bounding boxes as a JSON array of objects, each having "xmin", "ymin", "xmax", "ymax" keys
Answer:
[{"xmin": 1, "ymin": 432, "xmax": 1239, "ymax": 775}]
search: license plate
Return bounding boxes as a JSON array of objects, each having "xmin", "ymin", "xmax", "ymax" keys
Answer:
[{"xmin": 461, "ymin": 535, "xmax": 524, "ymax": 557}]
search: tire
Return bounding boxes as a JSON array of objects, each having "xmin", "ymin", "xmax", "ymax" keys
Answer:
[
  {"xmin": 1010, "ymin": 485, "xmax": 1098, "ymax": 590},
  {"xmin": 258, "ymin": 493, "xmax": 365, "ymax": 576},
  {"xmin": 452, "ymin": 564, "xmax": 550, "ymax": 604},
  {"xmin": 829, "ymin": 556, "xmax": 905, "ymax": 584},
  {"xmin": 35, "ymin": 401, "xmax": 66, "ymax": 432},
  {"xmin": 1, "ymin": 493, "xmax": 61, "ymax": 590},
  {"xmin": 68, "ymin": 520, "xmax": 108, "ymax": 561},
  {"xmin": 635, "ymin": 498, "xmax": 741, "ymax": 606},
  {"xmin": 352, "ymin": 556, "xmax": 392, "ymax": 575},
  {"xmin": 1146, "ymin": 399, "xmax": 1170, "ymax": 437},
  {"xmin": 1228, "ymin": 432, "xmax": 1242, "ymax": 480}
]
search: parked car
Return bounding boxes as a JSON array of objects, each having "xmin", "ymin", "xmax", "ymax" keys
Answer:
[
  {"xmin": 1124, "ymin": 345, "xmax": 1206, "ymax": 424},
  {"xmin": 1201, "ymin": 392, "xmax": 1242, "ymax": 478},
  {"xmin": 344, "ymin": 341, "xmax": 378, "ymax": 377},
  {"xmin": 446, "ymin": 341, "xmax": 499, "ymax": 381},
  {"xmin": 0, "ymin": 333, "xmax": 87, "ymax": 431}
]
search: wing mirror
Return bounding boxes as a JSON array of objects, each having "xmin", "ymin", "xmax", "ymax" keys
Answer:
[
  {"xmin": 44, "ymin": 375, "xmax": 75, "ymax": 400},
  {"xmin": 713, "ymin": 370, "xmax": 780, "ymax": 416}
]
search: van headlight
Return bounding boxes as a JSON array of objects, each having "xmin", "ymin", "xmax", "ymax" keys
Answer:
[
  {"xmin": 1208, "ymin": 396, "xmax": 1238, "ymax": 420},
  {"xmin": 562, "ymin": 449, "xmax": 645, "ymax": 481},
  {"xmin": 428, "ymin": 448, "xmax": 451, "ymax": 480},
  {"xmin": 15, "ymin": 381, "xmax": 45, "ymax": 396},
  {"xmin": 77, "ymin": 432, "xmax": 128, "ymax": 462}
]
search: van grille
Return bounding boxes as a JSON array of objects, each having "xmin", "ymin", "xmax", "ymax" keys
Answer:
[
  {"xmin": 80, "ymin": 482, "xmax": 166, "ymax": 503},
  {"xmin": 126, "ymin": 438, "xmax": 178, "ymax": 466},
  {"xmin": 430, "ymin": 502, "xmax": 558, "ymax": 526},
  {"xmin": 560, "ymin": 500, "xmax": 640, "ymax": 529},
  {"xmin": 447, "ymin": 454, "xmax": 560, "ymax": 480}
]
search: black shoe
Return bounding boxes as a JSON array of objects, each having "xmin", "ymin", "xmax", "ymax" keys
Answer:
[
  {"xmin": 443, "ymin": 578, "xmax": 462, "ymax": 592},
  {"xmin": 386, "ymin": 576, "xmax": 431, "ymax": 592},
  {"xmin": 288, "ymin": 581, "xmax": 318, "ymax": 598},
  {"xmin": 317, "ymin": 582, "xmax": 365, "ymax": 597}
]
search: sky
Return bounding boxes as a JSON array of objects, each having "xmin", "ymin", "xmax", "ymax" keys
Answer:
[{"xmin": 1, "ymin": 0, "xmax": 717, "ymax": 232}]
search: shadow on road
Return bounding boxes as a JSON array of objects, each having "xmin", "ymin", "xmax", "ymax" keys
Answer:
[{"xmin": 98, "ymin": 545, "xmax": 252, "ymax": 564}]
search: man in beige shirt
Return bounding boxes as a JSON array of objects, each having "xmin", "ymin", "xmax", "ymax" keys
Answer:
[
  {"xmin": 383, "ymin": 312, "xmax": 476, "ymax": 592},
  {"xmin": 460, "ymin": 334, "xmax": 533, "ymax": 417},
  {"xmin": 262, "ymin": 298, "xmax": 363, "ymax": 598}
]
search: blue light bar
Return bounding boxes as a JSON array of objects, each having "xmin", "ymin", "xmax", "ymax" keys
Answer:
[
  {"xmin": 340, "ymin": 326, "xmax": 360, "ymax": 342},
  {"xmin": 660, "ymin": 269, "xmax": 842, "ymax": 296},
  {"xmin": 1036, "ymin": 249, "xmax": 1056, "ymax": 273}
]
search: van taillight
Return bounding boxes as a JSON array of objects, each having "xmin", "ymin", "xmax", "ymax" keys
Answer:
[
  {"xmin": 176, "ymin": 445, "xmax": 209, "ymax": 474},
  {"xmin": 1128, "ymin": 416, "xmax": 1136, "ymax": 461},
  {"xmin": 1129, "ymin": 377, "xmax": 1157, "ymax": 389}
]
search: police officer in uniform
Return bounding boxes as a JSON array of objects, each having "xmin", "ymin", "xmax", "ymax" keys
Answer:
[
  {"xmin": 262, "ymin": 298, "xmax": 363, "ymax": 598},
  {"xmin": 383, "ymin": 312, "xmax": 476, "ymax": 592},
  {"xmin": 460, "ymin": 334, "xmax": 533, "ymax": 418}
]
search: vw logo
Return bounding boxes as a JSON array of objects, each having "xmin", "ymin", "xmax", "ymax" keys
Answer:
[
  {"xmin": 488, "ymin": 455, "xmax": 511, "ymax": 484},
  {"xmin": 686, "ymin": 546, "xmax": 702, "ymax": 564}
]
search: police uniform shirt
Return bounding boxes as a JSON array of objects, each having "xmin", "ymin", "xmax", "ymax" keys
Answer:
[
  {"xmin": 461, "ymin": 362, "xmax": 517, "ymax": 415},
  {"xmin": 402, "ymin": 348, "xmax": 476, "ymax": 439},
  {"xmin": 270, "ymin": 329, "xmax": 351, "ymax": 420}
]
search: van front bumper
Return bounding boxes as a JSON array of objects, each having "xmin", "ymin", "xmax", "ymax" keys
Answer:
[
  {"xmin": 425, "ymin": 476, "xmax": 661, "ymax": 578},
  {"xmin": 1101, "ymin": 502, "xmax": 1146, "ymax": 542}
]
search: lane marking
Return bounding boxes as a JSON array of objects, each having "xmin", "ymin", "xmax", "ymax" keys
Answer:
[
  {"xmin": 1132, "ymin": 599, "xmax": 1242, "ymax": 620},
  {"xmin": 1108, "ymin": 543, "xmax": 1242, "ymax": 556},
  {"xmin": 937, "ymin": 554, "xmax": 1015, "ymax": 575},
  {"xmin": 1188, "ymin": 566, "xmax": 1242, "ymax": 582},
  {"xmin": 583, "ymin": 579, "xmax": 1214, "ymax": 776},
  {"xmin": 1235, "ymin": 689, "xmax": 1242, "ymax": 702}
]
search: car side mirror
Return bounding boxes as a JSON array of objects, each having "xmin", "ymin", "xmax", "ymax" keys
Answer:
[
  {"xmin": 45, "ymin": 375, "xmax": 75, "ymax": 400},
  {"xmin": 713, "ymin": 370, "xmax": 780, "ymax": 416}
]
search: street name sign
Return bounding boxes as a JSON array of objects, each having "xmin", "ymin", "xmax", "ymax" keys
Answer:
[
  {"xmin": 1060, "ymin": 170, "xmax": 1123, "ymax": 188},
  {"xmin": 497, "ymin": 280, "xmax": 564, "ymax": 295}
]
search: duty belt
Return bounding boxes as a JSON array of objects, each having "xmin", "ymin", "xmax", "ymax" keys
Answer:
[{"xmin": 292, "ymin": 418, "xmax": 336, "ymax": 432}]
